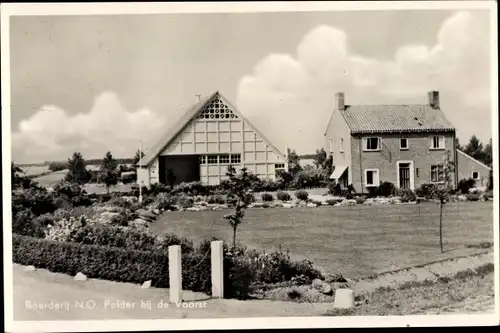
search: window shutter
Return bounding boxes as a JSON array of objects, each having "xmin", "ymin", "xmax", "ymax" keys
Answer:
[
  {"xmin": 362, "ymin": 137, "xmax": 368, "ymax": 150},
  {"xmin": 378, "ymin": 137, "xmax": 382, "ymax": 150},
  {"xmin": 428, "ymin": 136, "xmax": 433, "ymax": 149}
]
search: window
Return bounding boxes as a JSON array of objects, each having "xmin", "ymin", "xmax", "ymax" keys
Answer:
[
  {"xmin": 430, "ymin": 164, "xmax": 445, "ymax": 183},
  {"xmin": 230, "ymin": 154, "xmax": 241, "ymax": 164},
  {"xmin": 199, "ymin": 156, "xmax": 206, "ymax": 164},
  {"xmin": 207, "ymin": 155, "xmax": 218, "ymax": 164},
  {"xmin": 329, "ymin": 139, "xmax": 334, "ymax": 154},
  {"xmin": 340, "ymin": 138, "xmax": 344, "ymax": 152},
  {"xmin": 472, "ymin": 171, "xmax": 480, "ymax": 180},
  {"xmin": 429, "ymin": 135, "xmax": 445, "ymax": 149},
  {"xmin": 275, "ymin": 163, "xmax": 285, "ymax": 176},
  {"xmin": 219, "ymin": 154, "xmax": 230, "ymax": 164},
  {"xmin": 400, "ymin": 138, "xmax": 408, "ymax": 150},
  {"xmin": 364, "ymin": 169, "xmax": 380, "ymax": 187},
  {"xmin": 363, "ymin": 137, "xmax": 381, "ymax": 151}
]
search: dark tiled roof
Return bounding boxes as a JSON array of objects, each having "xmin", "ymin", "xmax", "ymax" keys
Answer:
[{"xmin": 340, "ymin": 104, "xmax": 455, "ymax": 134}]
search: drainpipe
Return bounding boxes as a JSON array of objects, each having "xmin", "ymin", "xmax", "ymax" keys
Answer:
[{"xmin": 359, "ymin": 136, "xmax": 363, "ymax": 195}]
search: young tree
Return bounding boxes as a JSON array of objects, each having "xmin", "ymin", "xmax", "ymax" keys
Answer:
[
  {"xmin": 431, "ymin": 151, "xmax": 455, "ymax": 253},
  {"xmin": 65, "ymin": 152, "xmax": 90, "ymax": 184},
  {"xmin": 455, "ymin": 138, "xmax": 463, "ymax": 151},
  {"xmin": 223, "ymin": 165, "xmax": 255, "ymax": 248},
  {"xmin": 98, "ymin": 151, "xmax": 119, "ymax": 194}
]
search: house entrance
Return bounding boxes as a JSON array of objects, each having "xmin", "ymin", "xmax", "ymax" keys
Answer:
[
  {"xmin": 399, "ymin": 163, "xmax": 411, "ymax": 189},
  {"xmin": 158, "ymin": 155, "xmax": 200, "ymax": 186}
]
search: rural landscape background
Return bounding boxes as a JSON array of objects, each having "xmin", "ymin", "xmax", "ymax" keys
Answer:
[{"xmin": 6, "ymin": 6, "xmax": 496, "ymax": 322}]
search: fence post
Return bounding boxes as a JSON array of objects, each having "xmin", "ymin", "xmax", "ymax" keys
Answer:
[
  {"xmin": 168, "ymin": 245, "xmax": 182, "ymax": 303},
  {"xmin": 211, "ymin": 240, "xmax": 224, "ymax": 299}
]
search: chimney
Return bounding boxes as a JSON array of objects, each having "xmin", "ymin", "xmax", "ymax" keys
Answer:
[
  {"xmin": 427, "ymin": 91, "xmax": 439, "ymax": 109},
  {"xmin": 335, "ymin": 92, "xmax": 345, "ymax": 111},
  {"xmin": 195, "ymin": 94, "xmax": 201, "ymax": 102}
]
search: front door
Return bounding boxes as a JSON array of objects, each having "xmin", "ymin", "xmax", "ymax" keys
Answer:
[{"xmin": 399, "ymin": 163, "xmax": 411, "ymax": 189}]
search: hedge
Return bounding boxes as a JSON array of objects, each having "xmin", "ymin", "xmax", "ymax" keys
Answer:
[{"xmin": 12, "ymin": 234, "xmax": 254, "ymax": 299}]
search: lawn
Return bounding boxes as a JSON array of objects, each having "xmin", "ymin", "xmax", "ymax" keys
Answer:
[{"xmin": 151, "ymin": 201, "xmax": 494, "ymax": 279}]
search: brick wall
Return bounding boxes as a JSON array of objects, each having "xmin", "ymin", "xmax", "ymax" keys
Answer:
[{"xmin": 350, "ymin": 132, "xmax": 456, "ymax": 193}]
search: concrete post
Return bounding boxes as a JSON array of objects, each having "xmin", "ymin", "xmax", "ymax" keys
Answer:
[
  {"xmin": 211, "ymin": 240, "xmax": 224, "ymax": 298},
  {"xmin": 168, "ymin": 245, "xmax": 182, "ymax": 303}
]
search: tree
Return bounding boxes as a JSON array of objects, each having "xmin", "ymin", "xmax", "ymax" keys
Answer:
[
  {"xmin": 11, "ymin": 162, "xmax": 25, "ymax": 189},
  {"xmin": 430, "ymin": 150, "xmax": 455, "ymax": 253},
  {"xmin": 98, "ymin": 151, "xmax": 119, "ymax": 194},
  {"xmin": 133, "ymin": 149, "xmax": 146, "ymax": 169},
  {"xmin": 464, "ymin": 135, "xmax": 485, "ymax": 163},
  {"xmin": 65, "ymin": 152, "xmax": 90, "ymax": 185},
  {"xmin": 223, "ymin": 165, "xmax": 255, "ymax": 248},
  {"xmin": 483, "ymin": 138, "xmax": 492, "ymax": 167},
  {"xmin": 313, "ymin": 148, "xmax": 328, "ymax": 169},
  {"xmin": 488, "ymin": 168, "xmax": 493, "ymax": 191},
  {"xmin": 287, "ymin": 148, "xmax": 302, "ymax": 176}
]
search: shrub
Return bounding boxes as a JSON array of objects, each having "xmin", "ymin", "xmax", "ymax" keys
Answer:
[
  {"xmin": 355, "ymin": 197, "xmax": 366, "ymax": 205},
  {"xmin": 13, "ymin": 234, "xmax": 171, "ymax": 288},
  {"xmin": 377, "ymin": 182, "xmax": 396, "ymax": 197},
  {"xmin": 328, "ymin": 182, "xmax": 342, "ymax": 196},
  {"xmin": 48, "ymin": 161, "xmax": 68, "ymax": 172},
  {"xmin": 71, "ymin": 195, "xmax": 93, "ymax": 207},
  {"xmin": 415, "ymin": 183, "xmax": 437, "ymax": 199},
  {"xmin": 396, "ymin": 188, "xmax": 417, "ymax": 203},
  {"xmin": 482, "ymin": 191, "xmax": 493, "ymax": 201},
  {"xmin": 325, "ymin": 198, "xmax": 341, "ymax": 206},
  {"xmin": 12, "ymin": 188, "xmax": 57, "ymax": 217},
  {"xmin": 177, "ymin": 196, "xmax": 194, "ymax": 209},
  {"xmin": 295, "ymin": 190, "xmax": 309, "ymax": 201},
  {"xmin": 457, "ymin": 178, "xmax": 476, "ymax": 194},
  {"xmin": 12, "ymin": 234, "xmax": 254, "ymax": 299},
  {"xmin": 53, "ymin": 196, "xmax": 73, "ymax": 211},
  {"xmin": 147, "ymin": 183, "xmax": 171, "ymax": 196},
  {"xmin": 366, "ymin": 186, "xmax": 378, "ymax": 198},
  {"xmin": 153, "ymin": 193, "xmax": 177, "ymax": 211},
  {"xmin": 276, "ymin": 191, "xmax": 292, "ymax": 201},
  {"xmin": 261, "ymin": 193, "xmax": 274, "ymax": 202},
  {"xmin": 207, "ymin": 194, "xmax": 226, "ymax": 205},
  {"xmin": 12, "ymin": 209, "xmax": 46, "ymax": 238},
  {"xmin": 110, "ymin": 209, "xmax": 138, "ymax": 227},
  {"xmin": 53, "ymin": 181, "xmax": 86, "ymax": 199},
  {"xmin": 466, "ymin": 193, "xmax": 480, "ymax": 201},
  {"xmin": 108, "ymin": 196, "xmax": 131, "ymax": 208},
  {"xmin": 171, "ymin": 181, "xmax": 208, "ymax": 196}
]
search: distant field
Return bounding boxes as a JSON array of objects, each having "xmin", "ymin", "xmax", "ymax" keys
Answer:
[
  {"xmin": 33, "ymin": 170, "xmax": 67, "ymax": 187},
  {"xmin": 152, "ymin": 201, "xmax": 494, "ymax": 278},
  {"xmin": 18, "ymin": 165, "xmax": 50, "ymax": 177}
]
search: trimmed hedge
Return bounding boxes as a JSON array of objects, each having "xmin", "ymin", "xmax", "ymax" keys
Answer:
[
  {"xmin": 13, "ymin": 234, "xmax": 171, "ymax": 287},
  {"xmin": 12, "ymin": 234, "xmax": 255, "ymax": 299}
]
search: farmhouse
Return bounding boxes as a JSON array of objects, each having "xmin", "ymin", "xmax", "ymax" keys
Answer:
[
  {"xmin": 137, "ymin": 91, "xmax": 288, "ymax": 186},
  {"xmin": 324, "ymin": 91, "xmax": 490, "ymax": 193}
]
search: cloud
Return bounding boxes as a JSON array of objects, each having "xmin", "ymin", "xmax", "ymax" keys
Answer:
[
  {"xmin": 236, "ymin": 11, "xmax": 491, "ymax": 154},
  {"xmin": 12, "ymin": 91, "xmax": 166, "ymax": 162}
]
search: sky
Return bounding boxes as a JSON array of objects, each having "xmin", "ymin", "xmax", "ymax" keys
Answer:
[{"xmin": 9, "ymin": 9, "xmax": 493, "ymax": 163}]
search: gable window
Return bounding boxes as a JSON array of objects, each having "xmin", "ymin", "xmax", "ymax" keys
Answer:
[
  {"xmin": 199, "ymin": 156, "xmax": 206, "ymax": 164},
  {"xmin": 329, "ymin": 139, "xmax": 334, "ymax": 154},
  {"xmin": 230, "ymin": 154, "xmax": 241, "ymax": 164},
  {"xmin": 429, "ymin": 135, "xmax": 445, "ymax": 150},
  {"xmin": 363, "ymin": 137, "xmax": 381, "ymax": 151},
  {"xmin": 400, "ymin": 138, "xmax": 408, "ymax": 150},
  {"xmin": 472, "ymin": 171, "xmax": 480, "ymax": 180},
  {"xmin": 340, "ymin": 138, "xmax": 344, "ymax": 152},
  {"xmin": 219, "ymin": 154, "xmax": 230, "ymax": 164},
  {"xmin": 364, "ymin": 169, "xmax": 380, "ymax": 187},
  {"xmin": 430, "ymin": 164, "xmax": 445, "ymax": 183}
]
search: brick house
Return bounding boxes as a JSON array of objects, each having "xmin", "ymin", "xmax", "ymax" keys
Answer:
[{"xmin": 324, "ymin": 91, "xmax": 465, "ymax": 194}]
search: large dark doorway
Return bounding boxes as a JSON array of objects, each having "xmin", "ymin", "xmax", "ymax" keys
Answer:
[{"xmin": 159, "ymin": 155, "xmax": 200, "ymax": 186}]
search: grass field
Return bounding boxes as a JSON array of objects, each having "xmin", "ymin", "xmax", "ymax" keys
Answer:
[{"xmin": 151, "ymin": 201, "xmax": 494, "ymax": 278}]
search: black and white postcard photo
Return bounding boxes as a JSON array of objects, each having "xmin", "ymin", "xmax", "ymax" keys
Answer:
[{"xmin": 2, "ymin": 1, "xmax": 498, "ymax": 331}]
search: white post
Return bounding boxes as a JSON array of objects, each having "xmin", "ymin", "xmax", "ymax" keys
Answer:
[
  {"xmin": 168, "ymin": 245, "xmax": 182, "ymax": 303},
  {"xmin": 138, "ymin": 140, "xmax": 143, "ymax": 204},
  {"xmin": 211, "ymin": 240, "xmax": 224, "ymax": 299}
]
